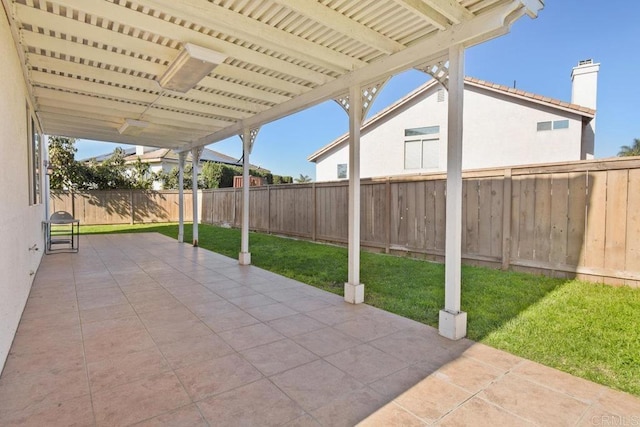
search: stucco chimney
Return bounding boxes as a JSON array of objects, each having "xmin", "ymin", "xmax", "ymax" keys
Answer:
[
  {"xmin": 135, "ymin": 145, "xmax": 145, "ymax": 156},
  {"xmin": 571, "ymin": 59, "xmax": 599, "ymax": 160},
  {"xmin": 571, "ymin": 59, "xmax": 599, "ymax": 110}
]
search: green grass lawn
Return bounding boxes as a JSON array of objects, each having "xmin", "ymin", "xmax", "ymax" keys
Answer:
[{"xmin": 81, "ymin": 223, "xmax": 640, "ymax": 396}]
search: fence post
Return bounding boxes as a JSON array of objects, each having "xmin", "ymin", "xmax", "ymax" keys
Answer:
[
  {"xmin": 311, "ymin": 183, "xmax": 316, "ymax": 241},
  {"xmin": 233, "ymin": 187, "xmax": 237, "ymax": 227},
  {"xmin": 210, "ymin": 189, "xmax": 214, "ymax": 224},
  {"xmin": 385, "ymin": 177, "xmax": 391, "ymax": 254},
  {"xmin": 501, "ymin": 168, "xmax": 512, "ymax": 270},
  {"xmin": 129, "ymin": 189, "xmax": 134, "ymax": 224},
  {"xmin": 267, "ymin": 185, "xmax": 272, "ymax": 234}
]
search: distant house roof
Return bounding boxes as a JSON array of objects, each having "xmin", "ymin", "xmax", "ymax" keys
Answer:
[
  {"xmin": 84, "ymin": 146, "xmax": 269, "ymax": 172},
  {"xmin": 308, "ymin": 77, "xmax": 596, "ymax": 162}
]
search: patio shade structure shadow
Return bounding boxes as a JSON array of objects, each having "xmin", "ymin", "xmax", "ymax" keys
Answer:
[{"xmin": 1, "ymin": 233, "xmax": 638, "ymax": 426}]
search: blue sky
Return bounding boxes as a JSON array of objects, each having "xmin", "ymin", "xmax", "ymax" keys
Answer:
[{"xmin": 75, "ymin": 0, "xmax": 640, "ymax": 179}]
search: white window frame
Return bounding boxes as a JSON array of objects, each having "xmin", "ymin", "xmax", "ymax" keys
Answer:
[{"xmin": 404, "ymin": 126, "xmax": 440, "ymax": 170}]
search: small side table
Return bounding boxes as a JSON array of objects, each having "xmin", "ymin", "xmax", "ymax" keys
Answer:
[{"xmin": 43, "ymin": 219, "xmax": 80, "ymax": 254}]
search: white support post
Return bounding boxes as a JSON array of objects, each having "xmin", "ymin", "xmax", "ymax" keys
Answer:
[
  {"xmin": 239, "ymin": 128, "xmax": 252, "ymax": 265},
  {"xmin": 191, "ymin": 148, "xmax": 201, "ymax": 247},
  {"xmin": 43, "ymin": 135, "xmax": 50, "ymax": 220},
  {"xmin": 345, "ymin": 84, "xmax": 364, "ymax": 304},
  {"xmin": 177, "ymin": 151, "xmax": 186, "ymax": 243},
  {"xmin": 439, "ymin": 43, "xmax": 467, "ymax": 340}
]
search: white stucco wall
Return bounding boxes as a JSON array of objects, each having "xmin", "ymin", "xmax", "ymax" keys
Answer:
[
  {"xmin": 0, "ymin": 16, "xmax": 45, "ymax": 371},
  {"xmin": 314, "ymin": 84, "xmax": 587, "ymax": 181}
]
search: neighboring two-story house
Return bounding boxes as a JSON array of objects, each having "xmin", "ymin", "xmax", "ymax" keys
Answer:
[{"xmin": 309, "ymin": 60, "xmax": 599, "ymax": 181}]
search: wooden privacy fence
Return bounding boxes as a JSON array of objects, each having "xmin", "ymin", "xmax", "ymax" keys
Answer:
[
  {"xmin": 49, "ymin": 190, "xmax": 194, "ymax": 224},
  {"xmin": 201, "ymin": 157, "xmax": 640, "ymax": 287}
]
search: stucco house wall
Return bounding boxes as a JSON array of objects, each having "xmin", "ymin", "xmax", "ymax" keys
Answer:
[
  {"xmin": 0, "ymin": 17, "xmax": 46, "ymax": 370},
  {"xmin": 313, "ymin": 73, "xmax": 595, "ymax": 182}
]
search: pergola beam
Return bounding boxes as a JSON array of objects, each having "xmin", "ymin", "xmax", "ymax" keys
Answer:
[{"xmin": 392, "ymin": 0, "xmax": 451, "ymax": 29}]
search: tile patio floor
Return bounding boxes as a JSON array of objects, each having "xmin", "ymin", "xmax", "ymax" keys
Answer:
[{"xmin": 1, "ymin": 233, "xmax": 639, "ymax": 426}]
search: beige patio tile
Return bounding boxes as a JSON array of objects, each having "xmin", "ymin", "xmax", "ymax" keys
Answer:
[
  {"xmin": 478, "ymin": 373, "xmax": 590, "ymax": 425},
  {"xmin": 270, "ymin": 360, "xmax": 364, "ymax": 411},
  {"xmin": 118, "ymin": 280, "xmax": 163, "ymax": 295},
  {"xmin": 198, "ymin": 307, "xmax": 260, "ymax": 332},
  {"xmin": 511, "ymin": 360, "xmax": 606, "ymax": 402},
  {"xmin": 393, "ymin": 375, "xmax": 472, "ymax": 423},
  {"xmin": 188, "ymin": 299, "xmax": 238, "ymax": 317},
  {"xmin": 174, "ymin": 353, "xmax": 262, "ymax": 401},
  {"xmin": 325, "ymin": 344, "xmax": 408, "ymax": 384},
  {"xmin": 12, "ymin": 312, "xmax": 81, "ymax": 340},
  {"xmin": 368, "ymin": 365, "xmax": 436, "ymax": 401},
  {"xmin": 135, "ymin": 404, "xmax": 207, "ymax": 427},
  {"xmin": 228, "ymin": 293, "xmax": 278, "ymax": 309},
  {"xmin": 87, "ymin": 347, "xmax": 171, "ymax": 393},
  {"xmin": 77, "ymin": 287, "xmax": 128, "ymax": 310},
  {"xmin": 282, "ymin": 414, "xmax": 322, "ymax": 427},
  {"xmin": 245, "ymin": 302, "xmax": 298, "ymax": 321},
  {"xmin": 439, "ymin": 396, "xmax": 535, "ymax": 426},
  {"xmin": 369, "ymin": 328, "xmax": 459, "ymax": 366},
  {"xmin": 81, "ymin": 315, "xmax": 146, "ymax": 341},
  {"xmin": 214, "ymin": 285, "xmax": 259, "ymax": 299},
  {"xmin": 8, "ymin": 326, "xmax": 83, "ymax": 364},
  {"xmin": 429, "ymin": 355, "xmax": 505, "ymax": 394},
  {"xmin": 1, "ymin": 344, "xmax": 85, "ymax": 381},
  {"xmin": 282, "ymin": 296, "xmax": 333, "ymax": 313},
  {"xmin": 218, "ymin": 323, "xmax": 284, "ymax": 351},
  {"xmin": 83, "ymin": 328, "xmax": 157, "ymax": 363},
  {"xmin": 293, "ymin": 327, "xmax": 362, "ymax": 357},
  {"xmin": 576, "ymin": 387, "xmax": 640, "ymax": 426},
  {"xmin": 197, "ymin": 379, "xmax": 304, "ymax": 426},
  {"xmin": 306, "ymin": 303, "xmax": 374, "ymax": 325},
  {"xmin": 201, "ymin": 278, "xmax": 244, "ymax": 292},
  {"xmin": 156, "ymin": 332, "xmax": 234, "ymax": 370},
  {"xmin": 267, "ymin": 313, "xmax": 327, "ymax": 337},
  {"xmin": 20, "ymin": 295, "xmax": 78, "ymax": 319},
  {"xmin": 310, "ymin": 388, "xmax": 388, "ymax": 427},
  {"xmin": 79, "ymin": 302, "xmax": 137, "ymax": 324},
  {"xmin": 92, "ymin": 371, "xmax": 191, "ymax": 427},
  {"xmin": 146, "ymin": 317, "xmax": 211, "ymax": 345},
  {"xmin": 127, "ymin": 290, "xmax": 183, "ymax": 314},
  {"xmin": 461, "ymin": 342, "xmax": 524, "ymax": 371},
  {"xmin": 0, "ymin": 393, "xmax": 94, "ymax": 427},
  {"xmin": 262, "ymin": 287, "xmax": 311, "ymax": 302},
  {"xmin": 241, "ymin": 338, "xmax": 318, "ymax": 376},
  {"xmin": 0, "ymin": 363, "xmax": 90, "ymax": 416},
  {"xmin": 165, "ymin": 284, "xmax": 222, "ymax": 305},
  {"xmin": 333, "ymin": 314, "xmax": 402, "ymax": 342},
  {"xmin": 357, "ymin": 401, "xmax": 427, "ymax": 426}
]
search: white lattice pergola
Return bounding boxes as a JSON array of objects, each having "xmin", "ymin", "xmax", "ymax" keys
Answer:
[{"xmin": 2, "ymin": 0, "xmax": 543, "ymax": 339}]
